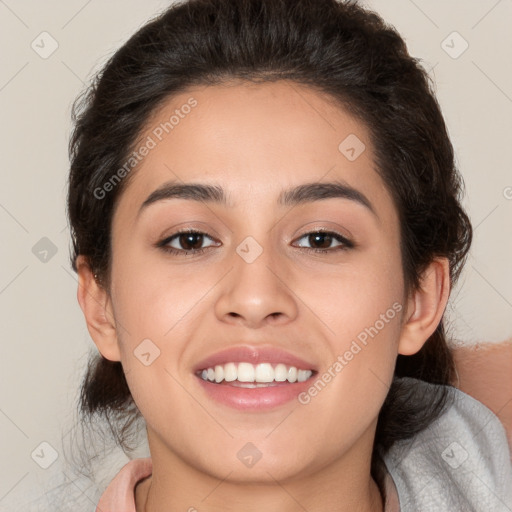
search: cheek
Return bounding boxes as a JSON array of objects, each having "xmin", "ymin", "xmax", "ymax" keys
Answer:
[
  {"xmin": 299, "ymin": 294, "xmax": 402, "ymax": 456},
  {"xmin": 110, "ymin": 242, "xmax": 206, "ymax": 345},
  {"xmin": 308, "ymin": 242, "xmax": 404, "ymax": 341},
  {"xmin": 299, "ymin": 246, "xmax": 403, "ymax": 416}
]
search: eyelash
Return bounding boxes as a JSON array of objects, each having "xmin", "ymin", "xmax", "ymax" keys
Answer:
[{"xmin": 156, "ymin": 228, "xmax": 354, "ymax": 257}]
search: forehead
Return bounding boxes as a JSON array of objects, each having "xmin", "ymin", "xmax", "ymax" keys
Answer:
[{"xmin": 115, "ymin": 80, "xmax": 396, "ymax": 223}]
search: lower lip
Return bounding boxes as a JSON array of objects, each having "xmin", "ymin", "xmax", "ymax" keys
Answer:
[{"xmin": 194, "ymin": 375, "xmax": 314, "ymax": 411}]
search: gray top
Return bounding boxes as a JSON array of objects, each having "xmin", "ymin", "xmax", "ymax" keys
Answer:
[{"xmin": 380, "ymin": 377, "xmax": 512, "ymax": 511}]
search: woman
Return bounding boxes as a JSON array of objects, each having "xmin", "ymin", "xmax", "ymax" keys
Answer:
[{"xmin": 67, "ymin": 0, "xmax": 512, "ymax": 510}]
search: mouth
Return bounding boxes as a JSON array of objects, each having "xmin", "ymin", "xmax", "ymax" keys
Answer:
[
  {"xmin": 192, "ymin": 346, "xmax": 319, "ymax": 410},
  {"xmin": 195, "ymin": 362, "xmax": 316, "ymax": 387}
]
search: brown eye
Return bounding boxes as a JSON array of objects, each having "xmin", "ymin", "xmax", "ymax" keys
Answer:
[
  {"xmin": 157, "ymin": 230, "xmax": 219, "ymax": 256},
  {"xmin": 293, "ymin": 230, "xmax": 354, "ymax": 253},
  {"xmin": 175, "ymin": 232, "xmax": 205, "ymax": 251},
  {"xmin": 307, "ymin": 233, "xmax": 334, "ymax": 250}
]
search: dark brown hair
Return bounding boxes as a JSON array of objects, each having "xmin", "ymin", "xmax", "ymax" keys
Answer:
[{"xmin": 67, "ymin": 0, "xmax": 472, "ymax": 488}]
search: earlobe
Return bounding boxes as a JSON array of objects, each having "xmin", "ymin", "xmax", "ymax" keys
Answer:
[
  {"xmin": 398, "ymin": 258, "xmax": 451, "ymax": 356},
  {"xmin": 75, "ymin": 255, "xmax": 121, "ymax": 362}
]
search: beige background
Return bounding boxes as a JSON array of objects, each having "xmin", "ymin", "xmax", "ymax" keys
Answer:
[{"xmin": 0, "ymin": 0, "xmax": 511, "ymax": 509}]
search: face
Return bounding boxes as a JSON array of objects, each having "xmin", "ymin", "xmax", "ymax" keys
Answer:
[{"xmin": 105, "ymin": 80, "xmax": 408, "ymax": 482}]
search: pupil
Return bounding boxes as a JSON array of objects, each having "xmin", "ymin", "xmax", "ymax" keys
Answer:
[
  {"xmin": 181, "ymin": 233, "xmax": 202, "ymax": 250},
  {"xmin": 310, "ymin": 233, "xmax": 331, "ymax": 249}
]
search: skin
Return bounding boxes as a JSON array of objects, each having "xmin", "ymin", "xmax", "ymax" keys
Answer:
[
  {"xmin": 76, "ymin": 80, "xmax": 450, "ymax": 512},
  {"xmin": 452, "ymin": 340, "xmax": 512, "ymax": 451}
]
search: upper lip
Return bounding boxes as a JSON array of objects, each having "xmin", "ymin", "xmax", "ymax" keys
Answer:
[{"xmin": 193, "ymin": 345, "xmax": 319, "ymax": 374}]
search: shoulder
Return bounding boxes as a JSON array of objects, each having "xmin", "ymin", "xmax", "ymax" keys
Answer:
[
  {"xmin": 452, "ymin": 340, "xmax": 512, "ymax": 449},
  {"xmin": 381, "ymin": 377, "xmax": 512, "ymax": 512}
]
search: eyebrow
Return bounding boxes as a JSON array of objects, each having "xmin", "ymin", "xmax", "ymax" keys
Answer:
[{"xmin": 137, "ymin": 179, "xmax": 378, "ymax": 219}]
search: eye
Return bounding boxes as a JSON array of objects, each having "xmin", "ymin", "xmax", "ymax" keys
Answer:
[
  {"xmin": 293, "ymin": 230, "xmax": 354, "ymax": 253},
  {"xmin": 156, "ymin": 228, "xmax": 354, "ymax": 257},
  {"xmin": 157, "ymin": 229, "xmax": 219, "ymax": 256}
]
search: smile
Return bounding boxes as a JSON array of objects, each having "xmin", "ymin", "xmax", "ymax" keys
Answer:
[
  {"xmin": 197, "ymin": 362, "xmax": 314, "ymax": 385},
  {"xmin": 194, "ymin": 361, "xmax": 317, "ymax": 410}
]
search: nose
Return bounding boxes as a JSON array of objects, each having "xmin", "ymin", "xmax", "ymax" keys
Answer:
[{"xmin": 214, "ymin": 238, "xmax": 299, "ymax": 329}]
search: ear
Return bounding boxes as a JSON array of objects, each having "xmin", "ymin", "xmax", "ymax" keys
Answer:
[
  {"xmin": 398, "ymin": 257, "xmax": 451, "ymax": 356},
  {"xmin": 75, "ymin": 255, "xmax": 121, "ymax": 362}
]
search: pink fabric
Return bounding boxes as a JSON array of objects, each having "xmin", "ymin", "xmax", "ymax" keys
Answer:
[
  {"xmin": 382, "ymin": 467, "xmax": 401, "ymax": 512},
  {"xmin": 96, "ymin": 458, "xmax": 152, "ymax": 512},
  {"xmin": 96, "ymin": 457, "xmax": 400, "ymax": 511}
]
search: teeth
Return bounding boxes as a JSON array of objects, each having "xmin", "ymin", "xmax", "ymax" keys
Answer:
[
  {"xmin": 198, "ymin": 362, "xmax": 313, "ymax": 384},
  {"xmin": 224, "ymin": 362, "xmax": 237, "ymax": 382},
  {"xmin": 297, "ymin": 369, "xmax": 310, "ymax": 382},
  {"xmin": 287, "ymin": 366, "xmax": 297, "ymax": 382},
  {"xmin": 238, "ymin": 362, "xmax": 255, "ymax": 382},
  {"xmin": 274, "ymin": 363, "xmax": 288, "ymax": 381},
  {"xmin": 214, "ymin": 365, "xmax": 224, "ymax": 383}
]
